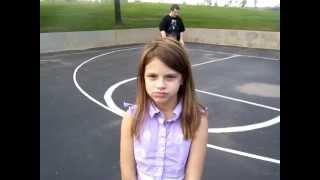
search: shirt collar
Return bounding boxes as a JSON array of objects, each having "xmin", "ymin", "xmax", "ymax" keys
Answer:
[
  {"xmin": 149, "ymin": 101, "xmax": 161, "ymax": 118},
  {"xmin": 148, "ymin": 99, "xmax": 183, "ymax": 123}
]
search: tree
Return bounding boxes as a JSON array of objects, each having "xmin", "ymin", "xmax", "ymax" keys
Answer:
[
  {"xmin": 240, "ymin": 0, "xmax": 247, "ymax": 8},
  {"xmin": 224, "ymin": 0, "xmax": 228, "ymax": 7},
  {"xmin": 114, "ymin": 0, "xmax": 122, "ymax": 25},
  {"xmin": 206, "ymin": 0, "xmax": 212, "ymax": 6},
  {"xmin": 254, "ymin": 0, "xmax": 257, "ymax": 8}
]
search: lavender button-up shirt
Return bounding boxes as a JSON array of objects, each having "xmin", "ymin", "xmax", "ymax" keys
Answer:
[{"xmin": 125, "ymin": 100, "xmax": 191, "ymax": 180}]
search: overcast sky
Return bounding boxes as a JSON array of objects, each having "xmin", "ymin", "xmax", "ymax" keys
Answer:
[
  {"xmin": 127, "ymin": 0, "xmax": 280, "ymax": 7},
  {"xmin": 40, "ymin": 0, "xmax": 280, "ymax": 8}
]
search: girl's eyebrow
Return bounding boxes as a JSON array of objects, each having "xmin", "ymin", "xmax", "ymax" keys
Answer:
[
  {"xmin": 145, "ymin": 71, "xmax": 179, "ymax": 76},
  {"xmin": 165, "ymin": 73, "xmax": 178, "ymax": 77},
  {"xmin": 145, "ymin": 72, "xmax": 178, "ymax": 76},
  {"xmin": 145, "ymin": 72, "xmax": 157, "ymax": 75}
]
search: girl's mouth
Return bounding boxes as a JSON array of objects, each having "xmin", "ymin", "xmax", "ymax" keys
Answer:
[{"xmin": 152, "ymin": 92, "xmax": 168, "ymax": 97}]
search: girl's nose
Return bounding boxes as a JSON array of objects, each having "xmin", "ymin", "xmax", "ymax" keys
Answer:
[{"xmin": 155, "ymin": 78, "xmax": 165, "ymax": 89}]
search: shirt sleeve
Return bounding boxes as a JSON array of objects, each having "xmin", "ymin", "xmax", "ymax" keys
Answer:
[
  {"xmin": 159, "ymin": 15, "xmax": 168, "ymax": 31},
  {"xmin": 198, "ymin": 104, "xmax": 208, "ymax": 114},
  {"xmin": 123, "ymin": 102, "xmax": 137, "ymax": 117},
  {"xmin": 178, "ymin": 16, "xmax": 185, "ymax": 32}
]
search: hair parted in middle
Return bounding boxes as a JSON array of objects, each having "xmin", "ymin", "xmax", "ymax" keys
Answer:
[
  {"xmin": 131, "ymin": 38, "xmax": 205, "ymax": 140},
  {"xmin": 170, "ymin": 4, "xmax": 180, "ymax": 11}
]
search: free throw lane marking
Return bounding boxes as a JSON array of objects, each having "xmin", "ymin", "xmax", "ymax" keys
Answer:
[{"xmin": 207, "ymin": 144, "xmax": 280, "ymax": 164}]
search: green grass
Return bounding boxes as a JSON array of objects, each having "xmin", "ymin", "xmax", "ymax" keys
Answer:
[{"xmin": 40, "ymin": 2, "xmax": 279, "ymax": 32}]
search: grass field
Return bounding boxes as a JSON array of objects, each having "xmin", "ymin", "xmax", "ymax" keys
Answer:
[{"xmin": 40, "ymin": 2, "xmax": 279, "ymax": 33}]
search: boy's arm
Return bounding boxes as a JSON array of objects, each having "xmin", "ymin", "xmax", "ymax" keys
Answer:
[
  {"xmin": 179, "ymin": 17, "xmax": 185, "ymax": 46},
  {"xmin": 185, "ymin": 113, "xmax": 208, "ymax": 180},
  {"xmin": 159, "ymin": 16, "xmax": 168, "ymax": 39},
  {"xmin": 160, "ymin": 31, "xmax": 167, "ymax": 39},
  {"xmin": 120, "ymin": 112, "xmax": 137, "ymax": 180},
  {"xmin": 179, "ymin": 32, "xmax": 184, "ymax": 46}
]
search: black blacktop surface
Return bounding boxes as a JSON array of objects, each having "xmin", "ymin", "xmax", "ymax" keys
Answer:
[{"xmin": 40, "ymin": 43, "xmax": 280, "ymax": 180}]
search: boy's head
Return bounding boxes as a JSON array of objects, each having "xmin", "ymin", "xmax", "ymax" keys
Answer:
[
  {"xmin": 170, "ymin": 4, "xmax": 180, "ymax": 11},
  {"xmin": 170, "ymin": 4, "xmax": 180, "ymax": 17}
]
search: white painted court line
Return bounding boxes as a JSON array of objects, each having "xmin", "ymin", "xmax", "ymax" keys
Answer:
[
  {"xmin": 104, "ymin": 77, "xmax": 137, "ymax": 117},
  {"xmin": 41, "ymin": 46, "xmax": 144, "ymax": 58},
  {"xmin": 192, "ymin": 55, "xmax": 241, "ymax": 67},
  {"xmin": 190, "ymin": 49, "xmax": 280, "ymax": 61},
  {"xmin": 208, "ymin": 116, "xmax": 280, "ymax": 133},
  {"xmin": 196, "ymin": 89, "xmax": 280, "ymax": 112},
  {"xmin": 242, "ymin": 55, "xmax": 280, "ymax": 61},
  {"xmin": 207, "ymin": 144, "xmax": 280, "ymax": 164},
  {"xmin": 73, "ymin": 47, "xmax": 140, "ymax": 117},
  {"xmin": 40, "ymin": 59, "xmax": 61, "ymax": 62},
  {"xmin": 41, "ymin": 50, "xmax": 107, "ymax": 58},
  {"xmin": 187, "ymin": 48, "xmax": 237, "ymax": 56}
]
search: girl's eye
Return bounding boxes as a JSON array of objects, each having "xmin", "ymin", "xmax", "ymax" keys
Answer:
[
  {"xmin": 146, "ymin": 74, "xmax": 157, "ymax": 79},
  {"xmin": 167, "ymin": 75, "xmax": 176, "ymax": 79},
  {"xmin": 166, "ymin": 75, "xmax": 177, "ymax": 80}
]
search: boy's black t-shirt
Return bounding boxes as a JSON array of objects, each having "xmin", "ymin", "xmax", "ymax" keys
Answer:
[{"xmin": 159, "ymin": 15, "xmax": 185, "ymax": 41}]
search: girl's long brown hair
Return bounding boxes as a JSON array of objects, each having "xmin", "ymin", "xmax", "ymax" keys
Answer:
[{"xmin": 131, "ymin": 38, "xmax": 205, "ymax": 140}]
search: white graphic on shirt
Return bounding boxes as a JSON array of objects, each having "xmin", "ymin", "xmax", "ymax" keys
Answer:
[{"xmin": 169, "ymin": 19, "xmax": 177, "ymax": 31}]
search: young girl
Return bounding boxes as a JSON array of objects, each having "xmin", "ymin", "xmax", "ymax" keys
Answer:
[{"xmin": 120, "ymin": 38, "xmax": 208, "ymax": 180}]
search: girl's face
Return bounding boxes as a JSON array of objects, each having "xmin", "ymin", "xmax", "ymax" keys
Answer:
[{"xmin": 144, "ymin": 57, "xmax": 183, "ymax": 106}]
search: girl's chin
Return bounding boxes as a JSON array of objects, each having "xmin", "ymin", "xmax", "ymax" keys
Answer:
[
  {"xmin": 151, "ymin": 96, "xmax": 169, "ymax": 104},
  {"xmin": 152, "ymin": 97, "xmax": 167, "ymax": 102}
]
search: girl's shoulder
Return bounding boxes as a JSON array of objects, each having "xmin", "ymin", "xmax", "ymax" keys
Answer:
[
  {"xmin": 198, "ymin": 104, "xmax": 209, "ymax": 116},
  {"xmin": 123, "ymin": 102, "xmax": 137, "ymax": 117}
]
